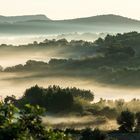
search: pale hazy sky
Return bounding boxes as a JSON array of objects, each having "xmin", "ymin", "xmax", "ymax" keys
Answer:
[{"xmin": 0, "ymin": 0, "xmax": 140, "ymax": 20}]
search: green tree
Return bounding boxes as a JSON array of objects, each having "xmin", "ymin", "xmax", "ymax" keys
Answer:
[
  {"xmin": 0, "ymin": 102, "xmax": 72, "ymax": 140},
  {"xmin": 19, "ymin": 104, "xmax": 46, "ymax": 139},
  {"xmin": 17, "ymin": 85, "xmax": 93, "ymax": 113}
]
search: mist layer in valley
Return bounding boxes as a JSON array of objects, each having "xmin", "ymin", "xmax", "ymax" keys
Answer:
[
  {"xmin": 0, "ymin": 37, "xmax": 99, "ymax": 67},
  {"xmin": 1, "ymin": 31, "xmax": 140, "ymax": 135},
  {"xmin": 1, "ymin": 72, "xmax": 140, "ymax": 101},
  {"xmin": 0, "ymin": 32, "xmax": 106, "ymax": 45},
  {"xmin": 1, "ymin": 32, "xmax": 140, "ymax": 101}
]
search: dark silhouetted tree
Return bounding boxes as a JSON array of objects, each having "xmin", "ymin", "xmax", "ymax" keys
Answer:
[{"xmin": 117, "ymin": 110, "xmax": 135, "ymax": 132}]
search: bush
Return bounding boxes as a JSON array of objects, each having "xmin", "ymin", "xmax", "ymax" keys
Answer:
[
  {"xmin": 117, "ymin": 110, "xmax": 135, "ymax": 132},
  {"xmin": 16, "ymin": 85, "xmax": 93, "ymax": 113},
  {"xmin": 0, "ymin": 102, "xmax": 72, "ymax": 140}
]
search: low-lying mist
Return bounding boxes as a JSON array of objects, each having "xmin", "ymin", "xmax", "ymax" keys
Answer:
[
  {"xmin": 0, "ymin": 72, "xmax": 140, "ymax": 101},
  {"xmin": 0, "ymin": 32, "xmax": 106, "ymax": 45},
  {"xmin": 0, "ymin": 45, "xmax": 64, "ymax": 67},
  {"xmin": 42, "ymin": 115, "xmax": 118, "ymax": 130},
  {"xmin": 1, "ymin": 32, "xmax": 140, "ymax": 102}
]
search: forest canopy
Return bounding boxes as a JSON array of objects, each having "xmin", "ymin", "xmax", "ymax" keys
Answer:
[{"xmin": 9, "ymin": 85, "xmax": 94, "ymax": 113}]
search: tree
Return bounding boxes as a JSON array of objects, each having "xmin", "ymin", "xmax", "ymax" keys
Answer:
[
  {"xmin": 94, "ymin": 37, "xmax": 104, "ymax": 46},
  {"xmin": 19, "ymin": 104, "xmax": 46, "ymax": 139},
  {"xmin": 0, "ymin": 102, "xmax": 72, "ymax": 140},
  {"xmin": 45, "ymin": 85, "xmax": 75, "ymax": 112},
  {"xmin": 22, "ymin": 85, "xmax": 45, "ymax": 107},
  {"xmin": 4, "ymin": 95, "xmax": 16, "ymax": 104},
  {"xmin": 16, "ymin": 85, "xmax": 93, "ymax": 113},
  {"xmin": 135, "ymin": 112, "xmax": 140, "ymax": 132},
  {"xmin": 117, "ymin": 110, "xmax": 135, "ymax": 132},
  {"xmin": 0, "ymin": 102, "xmax": 22, "ymax": 140}
]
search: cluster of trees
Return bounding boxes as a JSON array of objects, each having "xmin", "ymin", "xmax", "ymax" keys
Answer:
[
  {"xmin": 8, "ymin": 85, "xmax": 94, "ymax": 113},
  {"xmin": 2, "ymin": 32, "xmax": 140, "ymax": 86},
  {"xmin": 53, "ymin": 32, "xmax": 106, "ymax": 41},
  {"xmin": 0, "ymin": 102, "xmax": 72, "ymax": 140},
  {"xmin": 4, "ymin": 60, "xmax": 48, "ymax": 72},
  {"xmin": 95, "ymin": 31, "xmax": 140, "ymax": 49},
  {"xmin": 85, "ymin": 98, "xmax": 140, "ymax": 119},
  {"xmin": 117, "ymin": 110, "xmax": 140, "ymax": 133},
  {"xmin": 0, "ymin": 100, "xmax": 120, "ymax": 140},
  {"xmin": 30, "ymin": 38, "xmax": 95, "ymax": 48},
  {"xmin": 9, "ymin": 38, "xmax": 96, "ymax": 54},
  {"xmin": 3, "ymin": 99, "xmax": 140, "ymax": 140},
  {"xmin": 3, "ymin": 84, "xmax": 140, "ymax": 139},
  {"xmin": 95, "ymin": 32, "xmax": 138, "ymax": 59},
  {"xmin": 6, "ymin": 85, "xmax": 140, "ymax": 120},
  {"xmin": 97, "ymin": 98, "xmax": 140, "ymax": 112}
]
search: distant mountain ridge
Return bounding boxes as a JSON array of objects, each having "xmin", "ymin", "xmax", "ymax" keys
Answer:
[
  {"xmin": 0, "ymin": 14, "xmax": 49, "ymax": 23},
  {"xmin": 64, "ymin": 14, "xmax": 140, "ymax": 24},
  {"xmin": 1, "ymin": 14, "xmax": 140, "ymax": 34}
]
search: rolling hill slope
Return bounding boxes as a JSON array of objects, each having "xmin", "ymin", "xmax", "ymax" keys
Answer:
[{"xmin": 1, "ymin": 14, "xmax": 140, "ymax": 35}]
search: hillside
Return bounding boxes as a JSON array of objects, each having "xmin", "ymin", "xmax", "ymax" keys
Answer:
[
  {"xmin": 0, "ymin": 14, "xmax": 49, "ymax": 23},
  {"xmin": 1, "ymin": 14, "xmax": 140, "ymax": 35},
  {"xmin": 2, "ymin": 32, "xmax": 140, "ymax": 87},
  {"xmin": 60, "ymin": 14, "xmax": 140, "ymax": 25}
]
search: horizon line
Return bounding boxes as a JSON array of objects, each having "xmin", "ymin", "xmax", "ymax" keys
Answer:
[{"xmin": 0, "ymin": 14, "xmax": 140, "ymax": 21}]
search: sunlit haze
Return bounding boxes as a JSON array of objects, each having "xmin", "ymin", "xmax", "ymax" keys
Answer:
[{"xmin": 0, "ymin": 0, "xmax": 140, "ymax": 20}]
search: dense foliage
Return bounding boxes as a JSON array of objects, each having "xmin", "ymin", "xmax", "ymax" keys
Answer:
[
  {"xmin": 117, "ymin": 110, "xmax": 135, "ymax": 132},
  {"xmin": 0, "ymin": 102, "xmax": 72, "ymax": 140},
  {"xmin": 11, "ymin": 85, "xmax": 93, "ymax": 113},
  {"xmin": 3, "ymin": 32, "xmax": 140, "ymax": 86},
  {"xmin": 2, "ymin": 85, "xmax": 140, "ymax": 140},
  {"xmin": 117, "ymin": 110, "xmax": 140, "ymax": 133}
]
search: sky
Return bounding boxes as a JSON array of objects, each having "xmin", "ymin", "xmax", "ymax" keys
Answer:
[{"xmin": 0, "ymin": 0, "xmax": 140, "ymax": 20}]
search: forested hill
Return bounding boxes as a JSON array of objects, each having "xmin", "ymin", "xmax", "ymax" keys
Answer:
[{"xmin": 2, "ymin": 32, "xmax": 140, "ymax": 86}]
